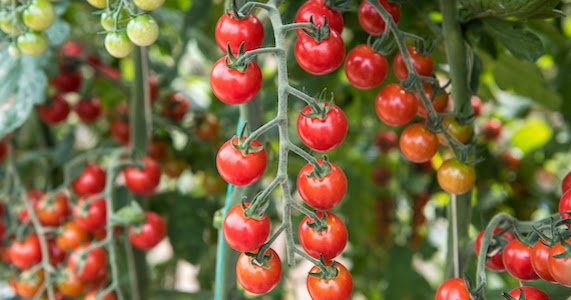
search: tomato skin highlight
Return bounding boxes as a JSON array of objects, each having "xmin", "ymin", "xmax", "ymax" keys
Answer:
[
  {"xmin": 297, "ymin": 104, "xmax": 348, "ymax": 152},
  {"xmin": 474, "ymin": 228, "xmax": 515, "ymax": 272},
  {"xmin": 358, "ymin": 0, "xmax": 400, "ymax": 36},
  {"xmin": 548, "ymin": 242, "xmax": 571, "ymax": 287},
  {"xmin": 223, "ymin": 204, "xmax": 270, "ymax": 252},
  {"xmin": 295, "ymin": 0, "xmax": 344, "ymax": 35},
  {"xmin": 215, "ymin": 13, "xmax": 264, "ymax": 54},
  {"xmin": 344, "ymin": 44, "xmax": 388, "ymax": 89},
  {"xmin": 399, "ymin": 123, "xmax": 438, "ymax": 163},
  {"xmin": 393, "ymin": 46, "xmax": 434, "ymax": 81},
  {"xmin": 128, "ymin": 212, "xmax": 167, "ymax": 250},
  {"xmin": 437, "ymin": 159, "xmax": 476, "ymax": 195},
  {"xmin": 210, "ymin": 57, "xmax": 262, "ymax": 105},
  {"xmin": 502, "ymin": 239, "xmax": 540, "ymax": 281},
  {"xmin": 299, "ymin": 211, "xmax": 347, "ymax": 260},
  {"xmin": 435, "ymin": 278, "xmax": 471, "ymax": 300},
  {"xmin": 297, "ymin": 160, "xmax": 347, "ymax": 210},
  {"xmin": 294, "ymin": 30, "xmax": 346, "ymax": 75},
  {"xmin": 375, "ymin": 83, "xmax": 417, "ymax": 127},
  {"xmin": 530, "ymin": 241, "xmax": 557, "ymax": 283},
  {"xmin": 216, "ymin": 138, "xmax": 267, "ymax": 186},
  {"xmin": 236, "ymin": 248, "xmax": 282, "ymax": 294},
  {"xmin": 504, "ymin": 286, "xmax": 550, "ymax": 300},
  {"xmin": 307, "ymin": 261, "xmax": 353, "ymax": 300}
]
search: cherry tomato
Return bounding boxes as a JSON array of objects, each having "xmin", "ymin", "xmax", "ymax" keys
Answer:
[
  {"xmin": 399, "ymin": 123, "xmax": 438, "ymax": 163},
  {"xmin": 87, "ymin": 0, "xmax": 106, "ymax": 9},
  {"xmin": 502, "ymin": 239, "xmax": 539, "ymax": 281},
  {"xmin": 104, "ymin": 31, "xmax": 134, "ymax": 58},
  {"xmin": 210, "ymin": 57, "xmax": 262, "ymax": 105},
  {"xmin": 560, "ymin": 190, "xmax": 571, "ymax": 226},
  {"xmin": 358, "ymin": 0, "xmax": 400, "ymax": 36},
  {"xmin": 85, "ymin": 290, "xmax": 117, "ymax": 300},
  {"xmin": 74, "ymin": 97, "xmax": 102, "ymax": 123},
  {"xmin": 100, "ymin": 9, "xmax": 129, "ymax": 31},
  {"xmin": 216, "ymin": 137, "xmax": 267, "ymax": 186},
  {"xmin": 559, "ymin": 172, "xmax": 571, "ymax": 195},
  {"xmin": 83, "ymin": 268, "xmax": 109, "ymax": 292},
  {"xmin": 59, "ymin": 41, "xmax": 85, "ymax": 59},
  {"xmin": 23, "ymin": 0, "xmax": 55, "ymax": 31},
  {"xmin": 548, "ymin": 242, "xmax": 571, "ymax": 287},
  {"xmin": 0, "ymin": 142, "xmax": 7, "ymax": 164},
  {"xmin": 37, "ymin": 95, "xmax": 71, "ymax": 124},
  {"xmin": 9, "ymin": 235, "xmax": 42, "ymax": 269},
  {"xmin": 73, "ymin": 163, "xmax": 106, "ymax": 196},
  {"xmin": 530, "ymin": 241, "xmax": 556, "ymax": 283},
  {"xmin": 0, "ymin": 220, "xmax": 5, "ymax": 239},
  {"xmin": 195, "ymin": 113, "xmax": 220, "ymax": 140},
  {"xmin": 110, "ymin": 118, "xmax": 130, "ymax": 145},
  {"xmin": 17, "ymin": 31, "xmax": 49, "ymax": 56},
  {"xmin": 223, "ymin": 204, "xmax": 270, "ymax": 252},
  {"xmin": 128, "ymin": 212, "xmax": 167, "ymax": 250},
  {"xmin": 36, "ymin": 193, "xmax": 70, "ymax": 227},
  {"xmin": 371, "ymin": 166, "xmax": 391, "ymax": 186},
  {"xmin": 126, "ymin": 14, "xmax": 159, "ymax": 47},
  {"xmin": 236, "ymin": 248, "xmax": 282, "ymax": 294},
  {"xmin": 481, "ymin": 118, "xmax": 502, "ymax": 141},
  {"xmin": 148, "ymin": 75, "xmax": 160, "ymax": 103},
  {"xmin": 307, "ymin": 261, "xmax": 353, "ymax": 300},
  {"xmin": 134, "ymin": 0, "xmax": 164, "ymax": 11},
  {"xmin": 215, "ymin": 13, "xmax": 264, "ymax": 54},
  {"xmin": 67, "ymin": 245, "xmax": 108, "ymax": 281},
  {"xmin": 437, "ymin": 117, "xmax": 474, "ymax": 146},
  {"xmin": 297, "ymin": 160, "xmax": 347, "ymax": 210},
  {"xmin": 501, "ymin": 151, "xmax": 522, "ymax": 171},
  {"xmin": 415, "ymin": 84, "xmax": 449, "ymax": 118},
  {"xmin": 393, "ymin": 46, "xmax": 434, "ymax": 81},
  {"xmin": 294, "ymin": 0, "xmax": 344, "ymax": 35},
  {"xmin": 48, "ymin": 239, "xmax": 66, "ymax": 265},
  {"xmin": 147, "ymin": 139, "xmax": 168, "ymax": 161},
  {"xmin": 435, "ymin": 278, "xmax": 471, "ymax": 300},
  {"xmin": 471, "ymin": 96, "xmax": 482, "ymax": 117},
  {"xmin": 297, "ymin": 104, "xmax": 348, "ymax": 152},
  {"xmin": 202, "ymin": 171, "xmax": 226, "ymax": 194},
  {"xmin": 437, "ymin": 159, "xmax": 475, "ymax": 195},
  {"xmin": 162, "ymin": 157, "xmax": 186, "ymax": 178},
  {"xmin": 12, "ymin": 271, "xmax": 44, "ymax": 298},
  {"xmin": 374, "ymin": 130, "xmax": 398, "ymax": 152},
  {"xmin": 162, "ymin": 92, "xmax": 190, "ymax": 121},
  {"xmin": 474, "ymin": 228, "xmax": 515, "ymax": 272},
  {"xmin": 124, "ymin": 156, "xmax": 162, "ymax": 195},
  {"xmin": 57, "ymin": 271, "xmax": 86, "ymax": 298},
  {"xmin": 504, "ymin": 286, "xmax": 550, "ymax": 300},
  {"xmin": 375, "ymin": 83, "xmax": 417, "ymax": 127},
  {"xmin": 73, "ymin": 197, "xmax": 107, "ymax": 232},
  {"xmin": 299, "ymin": 211, "xmax": 347, "ymax": 260},
  {"xmin": 56, "ymin": 222, "xmax": 90, "ymax": 251},
  {"xmin": 344, "ymin": 44, "xmax": 388, "ymax": 89},
  {"xmin": 294, "ymin": 30, "xmax": 345, "ymax": 75},
  {"xmin": 50, "ymin": 70, "xmax": 82, "ymax": 93},
  {"xmin": 19, "ymin": 190, "xmax": 43, "ymax": 223}
]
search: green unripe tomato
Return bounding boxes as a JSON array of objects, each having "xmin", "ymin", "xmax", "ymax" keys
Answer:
[
  {"xmin": 126, "ymin": 14, "xmax": 159, "ymax": 47},
  {"xmin": 23, "ymin": 0, "xmax": 55, "ymax": 31},
  {"xmin": 8, "ymin": 44, "xmax": 20, "ymax": 57},
  {"xmin": 17, "ymin": 31, "xmax": 49, "ymax": 56},
  {"xmin": 105, "ymin": 31, "xmax": 134, "ymax": 58},
  {"xmin": 87, "ymin": 0, "xmax": 107, "ymax": 9},
  {"xmin": 133, "ymin": 0, "xmax": 164, "ymax": 11},
  {"xmin": 0, "ymin": 12, "xmax": 20, "ymax": 34},
  {"xmin": 100, "ymin": 9, "xmax": 129, "ymax": 31}
]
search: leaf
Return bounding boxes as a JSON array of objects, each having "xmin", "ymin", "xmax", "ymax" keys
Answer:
[
  {"xmin": 52, "ymin": 130, "xmax": 75, "ymax": 167},
  {"xmin": 511, "ymin": 117, "xmax": 553, "ymax": 155},
  {"xmin": 46, "ymin": 19, "xmax": 71, "ymax": 46},
  {"xmin": 459, "ymin": 0, "xmax": 561, "ymax": 21},
  {"xmin": 482, "ymin": 19, "xmax": 544, "ymax": 62}
]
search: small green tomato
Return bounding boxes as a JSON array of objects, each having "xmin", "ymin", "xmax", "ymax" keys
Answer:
[
  {"xmin": 17, "ymin": 31, "xmax": 49, "ymax": 56},
  {"xmin": 126, "ymin": 14, "xmax": 159, "ymax": 47},
  {"xmin": 100, "ymin": 9, "xmax": 129, "ymax": 31},
  {"xmin": 23, "ymin": 0, "xmax": 55, "ymax": 31},
  {"xmin": 133, "ymin": 0, "xmax": 164, "ymax": 11},
  {"xmin": 105, "ymin": 31, "xmax": 134, "ymax": 58}
]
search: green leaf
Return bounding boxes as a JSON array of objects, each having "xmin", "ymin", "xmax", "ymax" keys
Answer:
[
  {"xmin": 459, "ymin": 0, "xmax": 561, "ymax": 21},
  {"xmin": 511, "ymin": 117, "xmax": 553, "ymax": 155},
  {"xmin": 482, "ymin": 19, "xmax": 544, "ymax": 62}
]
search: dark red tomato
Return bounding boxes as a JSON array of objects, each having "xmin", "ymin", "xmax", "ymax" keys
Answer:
[
  {"xmin": 56, "ymin": 222, "xmax": 90, "ymax": 251},
  {"xmin": 371, "ymin": 166, "xmax": 391, "ymax": 186},
  {"xmin": 128, "ymin": 212, "xmax": 167, "ymax": 250},
  {"xmin": 110, "ymin": 118, "xmax": 130, "ymax": 145},
  {"xmin": 297, "ymin": 160, "xmax": 347, "ymax": 210},
  {"xmin": 223, "ymin": 204, "xmax": 270, "ymax": 252},
  {"xmin": 123, "ymin": 156, "xmax": 162, "ymax": 195},
  {"xmin": 504, "ymin": 286, "xmax": 550, "ymax": 300},
  {"xmin": 307, "ymin": 261, "xmax": 353, "ymax": 300},
  {"xmin": 36, "ymin": 192, "xmax": 70, "ymax": 227},
  {"xmin": 530, "ymin": 241, "xmax": 556, "ymax": 283},
  {"xmin": 481, "ymin": 118, "xmax": 502, "ymax": 141},
  {"xmin": 501, "ymin": 151, "xmax": 522, "ymax": 171},
  {"xmin": 558, "ymin": 189, "xmax": 571, "ymax": 222},
  {"xmin": 83, "ymin": 268, "xmax": 109, "ymax": 292},
  {"xmin": 399, "ymin": 123, "xmax": 438, "ymax": 163},
  {"xmin": 297, "ymin": 104, "xmax": 348, "ymax": 152},
  {"xmin": 0, "ymin": 220, "xmax": 5, "ymax": 239},
  {"xmin": 236, "ymin": 249, "xmax": 282, "ymax": 294},
  {"xmin": 471, "ymin": 96, "xmax": 482, "ymax": 117},
  {"xmin": 12, "ymin": 271, "xmax": 44, "ymax": 298},
  {"xmin": 215, "ymin": 13, "xmax": 264, "ymax": 54},
  {"xmin": 294, "ymin": 0, "xmax": 344, "ymax": 35},
  {"xmin": 73, "ymin": 163, "xmax": 107, "ymax": 196},
  {"xmin": 358, "ymin": 0, "xmax": 400, "ymax": 36},
  {"xmin": 162, "ymin": 92, "xmax": 190, "ymax": 121},
  {"xmin": 474, "ymin": 228, "xmax": 515, "ymax": 272},
  {"xmin": 216, "ymin": 138, "xmax": 267, "ymax": 186},
  {"xmin": 294, "ymin": 30, "xmax": 346, "ymax": 75},
  {"xmin": 195, "ymin": 113, "xmax": 220, "ymax": 140},
  {"xmin": 50, "ymin": 70, "xmax": 82, "ymax": 93},
  {"xmin": 74, "ymin": 97, "xmax": 102, "ymax": 123},
  {"xmin": 435, "ymin": 278, "xmax": 470, "ymax": 300},
  {"xmin": 393, "ymin": 46, "xmax": 434, "ymax": 81},
  {"xmin": 48, "ymin": 239, "xmax": 66, "ymax": 265},
  {"xmin": 57, "ymin": 271, "xmax": 86, "ymax": 298},
  {"xmin": 437, "ymin": 159, "xmax": 476, "ymax": 195},
  {"xmin": 85, "ymin": 291, "xmax": 117, "ymax": 300},
  {"xmin": 19, "ymin": 189, "xmax": 44, "ymax": 223},
  {"xmin": 147, "ymin": 139, "xmax": 168, "ymax": 161},
  {"xmin": 502, "ymin": 239, "xmax": 539, "ymax": 281},
  {"xmin": 68, "ymin": 245, "xmax": 108, "ymax": 281},
  {"xmin": 37, "ymin": 95, "xmax": 71, "ymax": 124},
  {"xmin": 415, "ymin": 84, "xmax": 449, "ymax": 118},
  {"xmin": 162, "ymin": 157, "xmax": 187, "ymax": 178},
  {"xmin": 437, "ymin": 117, "xmax": 474, "ymax": 146},
  {"xmin": 9, "ymin": 235, "xmax": 42, "ymax": 269},
  {"xmin": 148, "ymin": 75, "xmax": 160, "ymax": 103},
  {"xmin": 73, "ymin": 197, "xmax": 107, "ymax": 232},
  {"xmin": 344, "ymin": 44, "xmax": 388, "ymax": 89},
  {"xmin": 562, "ymin": 172, "xmax": 571, "ymax": 194},
  {"xmin": 374, "ymin": 130, "xmax": 398, "ymax": 152},
  {"xmin": 299, "ymin": 211, "xmax": 347, "ymax": 260},
  {"xmin": 0, "ymin": 142, "xmax": 8, "ymax": 164},
  {"xmin": 59, "ymin": 40, "xmax": 85, "ymax": 59},
  {"xmin": 548, "ymin": 242, "xmax": 571, "ymax": 287},
  {"xmin": 375, "ymin": 83, "xmax": 417, "ymax": 127},
  {"xmin": 210, "ymin": 57, "xmax": 262, "ymax": 105}
]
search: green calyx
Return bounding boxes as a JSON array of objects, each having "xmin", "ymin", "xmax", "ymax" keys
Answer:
[
  {"xmin": 224, "ymin": 43, "xmax": 254, "ymax": 73},
  {"xmin": 307, "ymin": 155, "xmax": 333, "ymax": 180},
  {"xmin": 230, "ymin": 122, "xmax": 264, "ymax": 156},
  {"xmin": 242, "ymin": 193, "xmax": 270, "ymax": 221},
  {"xmin": 245, "ymin": 249, "xmax": 273, "ymax": 269},
  {"xmin": 308, "ymin": 259, "xmax": 339, "ymax": 280},
  {"xmin": 302, "ymin": 16, "xmax": 331, "ymax": 43},
  {"xmin": 302, "ymin": 89, "xmax": 335, "ymax": 121},
  {"xmin": 306, "ymin": 212, "xmax": 329, "ymax": 233}
]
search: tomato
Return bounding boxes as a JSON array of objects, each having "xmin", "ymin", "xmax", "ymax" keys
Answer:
[
  {"xmin": 294, "ymin": 0, "xmax": 344, "ymax": 35},
  {"xmin": 56, "ymin": 222, "xmax": 90, "ymax": 251},
  {"xmin": 501, "ymin": 151, "xmax": 522, "ymax": 171},
  {"xmin": 358, "ymin": 0, "xmax": 400, "ymax": 36},
  {"xmin": 307, "ymin": 261, "xmax": 353, "ymax": 300},
  {"xmin": 215, "ymin": 13, "xmax": 264, "ymax": 54},
  {"xmin": 19, "ymin": 190, "xmax": 43, "ymax": 223},
  {"xmin": 502, "ymin": 239, "xmax": 539, "ymax": 281},
  {"xmin": 148, "ymin": 75, "xmax": 160, "ymax": 103},
  {"xmin": 344, "ymin": 44, "xmax": 388, "ymax": 89},
  {"xmin": 85, "ymin": 291, "xmax": 117, "ymax": 300},
  {"xmin": 297, "ymin": 104, "xmax": 347, "ymax": 152},
  {"xmin": 37, "ymin": 95, "xmax": 71, "ymax": 124},
  {"xmin": 236, "ymin": 248, "xmax": 282, "ymax": 294},
  {"xmin": 0, "ymin": 220, "xmax": 5, "ymax": 239},
  {"xmin": 374, "ymin": 130, "xmax": 398, "ymax": 152},
  {"xmin": 147, "ymin": 139, "xmax": 168, "ymax": 161},
  {"xmin": 59, "ymin": 41, "xmax": 85, "ymax": 59},
  {"xmin": 110, "ymin": 118, "xmax": 130, "ymax": 145},
  {"xmin": 57, "ymin": 271, "xmax": 86, "ymax": 298},
  {"xmin": 86, "ymin": 0, "xmax": 107, "ymax": 9},
  {"xmin": 73, "ymin": 197, "xmax": 107, "ymax": 232},
  {"xmin": 36, "ymin": 193, "xmax": 70, "ymax": 227},
  {"xmin": 393, "ymin": 46, "xmax": 434, "ymax": 81},
  {"xmin": 73, "ymin": 163, "xmax": 106, "ymax": 196},
  {"xmin": 481, "ymin": 118, "xmax": 502, "ymax": 141},
  {"xmin": 437, "ymin": 117, "xmax": 474, "ymax": 146},
  {"xmin": 48, "ymin": 239, "xmax": 66, "ymax": 265},
  {"xmin": 124, "ymin": 156, "xmax": 162, "ymax": 195},
  {"xmin": 0, "ymin": 12, "xmax": 20, "ymax": 34},
  {"xmin": 128, "ymin": 212, "xmax": 166, "ymax": 250},
  {"xmin": 471, "ymin": 96, "xmax": 482, "ymax": 117},
  {"xmin": 210, "ymin": 57, "xmax": 262, "ymax": 105},
  {"xmin": 0, "ymin": 142, "xmax": 7, "ymax": 164},
  {"xmin": 9, "ymin": 235, "xmax": 42, "ymax": 269},
  {"xmin": 195, "ymin": 113, "xmax": 220, "ymax": 140},
  {"xmin": 435, "ymin": 278, "xmax": 470, "ymax": 300},
  {"xmin": 162, "ymin": 157, "xmax": 186, "ymax": 178},
  {"xmin": 297, "ymin": 160, "xmax": 347, "ymax": 210},
  {"xmin": 216, "ymin": 138, "xmax": 267, "ymax": 186},
  {"xmin": 100, "ymin": 9, "xmax": 129, "ymax": 31},
  {"xmin": 530, "ymin": 241, "xmax": 556, "ymax": 283},
  {"xmin": 371, "ymin": 166, "xmax": 391, "ymax": 186},
  {"xmin": 375, "ymin": 83, "xmax": 417, "ymax": 127},
  {"xmin": 474, "ymin": 228, "xmax": 515, "ymax": 272},
  {"xmin": 134, "ymin": 0, "xmax": 164, "ymax": 11},
  {"xmin": 75, "ymin": 97, "xmax": 102, "ymax": 123},
  {"xmin": 558, "ymin": 190, "xmax": 571, "ymax": 223},
  {"xmin": 162, "ymin": 92, "xmax": 190, "ymax": 121},
  {"xmin": 504, "ymin": 287, "xmax": 550, "ymax": 300},
  {"xmin": 223, "ymin": 204, "xmax": 270, "ymax": 252},
  {"xmin": 399, "ymin": 123, "xmax": 438, "ymax": 163},
  {"xmin": 68, "ymin": 245, "xmax": 108, "ymax": 281},
  {"xmin": 548, "ymin": 242, "xmax": 571, "ymax": 286},
  {"xmin": 437, "ymin": 159, "xmax": 475, "ymax": 195},
  {"xmin": 50, "ymin": 69, "xmax": 82, "ymax": 93},
  {"xmin": 202, "ymin": 172, "xmax": 225, "ymax": 194},
  {"xmin": 415, "ymin": 84, "xmax": 449, "ymax": 118},
  {"xmin": 126, "ymin": 14, "xmax": 159, "ymax": 47},
  {"xmin": 561, "ymin": 171, "xmax": 571, "ymax": 194},
  {"xmin": 83, "ymin": 268, "xmax": 109, "ymax": 292},
  {"xmin": 12, "ymin": 271, "xmax": 44, "ymax": 298},
  {"xmin": 294, "ymin": 30, "xmax": 345, "ymax": 75},
  {"xmin": 299, "ymin": 211, "xmax": 347, "ymax": 260},
  {"xmin": 17, "ymin": 31, "xmax": 49, "ymax": 56},
  {"xmin": 105, "ymin": 31, "xmax": 134, "ymax": 58},
  {"xmin": 23, "ymin": 0, "xmax": 55, "ymax": 31}
]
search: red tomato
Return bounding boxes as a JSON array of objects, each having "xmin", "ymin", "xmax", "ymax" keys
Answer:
[
  {"xmin": 504, "ymin": 286, "xmax": 550, "ymax": 300},
  {"xmin": 294, "ymin": 0, "xmax": 344, "ymax": 35},
  {"xmin": 297, "ymin": 160, "xmax": 347, "ymax": 210},
  {"xmin": 399, "ymin": 123, "xmax": 438, "ymax": 163},
  {"xmin": 393, "ymin": 46, "xmax": 434, "ymax": 81},
  {"xmin": 294, "ymin": 30, "xmax": 346, "ymax": 75},
  {"xmin": 210, "ymin": 57, "xmax": 262, "ymax": 105},
  {"xmin": 481, "ymin": 118, "xmax": 502, "ymax": 141},
  {"xmin": 128, "ymin": 212, "xmax": 167, "ymax": 250},
  {"xmin": 9, "ymin": 235, "xmax": 42, "ymax": 269},
  {"xmin": 307, "ymin": 261, "xmax": 353, "ymax": 300},
  {"xmin": 36, "ymin": 192, "xmax": 70, "ymax": 227},
  {"xmin": 437, "ymin": 117, "xmax": 474, "ymax": 146},
  {"xmin": 471, "ymin": 96, "xmax": 482, "ymax": 117},
  {"xmin": 0, "ymin": 142, "xmax": 8, "ymax": 164},
  {"xmin": 415, "ymin": 84, "xmax": 449, "ymax": 118},
  {"xmin": 562, "ymin": 171, "xmax": 571, "ymax": 194},
  {"xmin": 474, "ymin": 228, "xmax": 515, "ymax": 272},
  {"xmin": 435, "ymin": 278, "xmax": 471, "ymax": 300},
  {"xmin": 162, "ymin": 92, "xmax": 190, "ymax": 121},
  {"xmin": 0, "ymin": 220, "xmax": 5, "ymax": 239},
  {"xmin": 502, "ymin": 239, "xmax": 539, "ymax": 281},
  {"xmin": 548, "ymin": 242, "xmax": 571, "ymax": 287},
  {"xmin": 50, "ymin": 69, "xmax": 82, "ymax": 93},
  {"xmin": 110, "ymin": 118, "xmax": 130, "ymax": 145},
  {"xmin": 216, "ymin": 138, "xmax": 267, "ymax": 186},
  {"xmin": 56, "ymin": 221, "xmax": 90, "ymax": 250},
  {"xmin": 530, "ymin": 241, "xmax": 556, "ymax": 283},
  {"xmin": 558, "ymin": 189, "xmax": 571, "ymax": 222},
  {"xmin": 73, "ymin": 197, "xmax": 107, "ymax": 232},
  {"xmin": 371, "ymin": 166, "xmax": 391, "ymax": 186},
  {"xmin": 73, "ymin": 163, "xmax": 107, "ymax": 196},
  {"xmin": 57, "ymin": 271, "xmax": 86, "ymax": 298},
  {"xmin": 37, "ymin": 95, "xmax": 71, "ymax": 124},
  {"xmin": 19, "ymin": 190, "xmax": 44, "ymax": 223},
  {"xmin": 374, "ymin": 130, "xmax": 398, "ymax": 152},
  {"xmin": 48, "ymin": 239, "xmax": 66, "ymax": 265},
  {"xmin": 236, "ymin": 248, "xmax": 282, "ymax": 294},
  {"xmin": 148, "ymin": 75, "xmax": 160, "ymax": 103},
  {"xmin": 299, "ymin": 211, "xmax": 347, "ymax": 260},
  {"xmin": 74, "ymin": 97, "xmax": 102, "ymax": 123},
  {"xmin": 67, "ymin": 245, "xmax": 108, "ymax": 281},
  {"xmin": 375, "ymin": 83, "xmax": 417, "ymax": 127},
  {"xmin": 83, "ymin": 267, "xmax": 109, "ymax": 292},
  {"xmin": 162, "ymin": 157, "xmax": 187, "ymax": 178},
  {"xmin": 223, "ymin": 204, "xmax": 270, "ymax": 252},
  {"xmin": 147, "ymin": 139, "xmax": 168, "ymax": 161},
  {"xmin": 12, "ymin": 271, "xmax": 44, "ymax": 298},
  {"xmin": 215, "ymin": 13, "xmax": 264, "ymax": 54},
  {"xmin": 123, "ymin": 156, "xmax": 162, "ymax": 195},
  {"xmin": 358, "ymin": 0, "xmax": 400, "ymax": 36},
  {"xmin": 59, "ymin": 40, "xmax": 85, "ymax": 59},
  {"xmin": 195, "ymin": 113, "xmax": 220, "ymax": 141},
  {"xmin": 437, "ymin": 159, "xmax": 476, "ymax": 195},
  {"xmin": 85, "ymin": 291, "xmax": 117, "ymax": 300},
  {"xmin": 297, "ymin": 104, "xmax": 348, "ymax": 152},
  {"xmin": 344, "ymin": 44, "xmax": 388, "ymax": 89}
]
